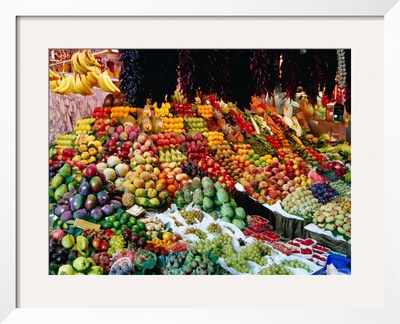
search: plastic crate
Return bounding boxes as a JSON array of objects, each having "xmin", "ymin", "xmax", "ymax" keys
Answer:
[{"xmin": 313, "ymin": 254, "xmax": 351, "ymax": 275}]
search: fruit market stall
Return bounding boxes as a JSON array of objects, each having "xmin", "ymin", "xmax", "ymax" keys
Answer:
[{"xmin": 49, "ymin": 49, "xmax": 351, "ymax": 276}]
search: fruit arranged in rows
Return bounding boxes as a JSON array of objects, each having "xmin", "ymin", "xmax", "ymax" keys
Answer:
[
  {"xmin": 292, "ymin": 146, "xmax": 320, "ymax": 167},
  {"xmin": 202, "ymin": 131, "xmax": 226, "ymax": 146},
  {"xmin": 92, "ymin": 107, "xmax": 111, "ymax": 119},
  {"xmin": 158, "ymin": 148, "xmax": 187, "ymax": 163},
  {"xmin": 172, "ymin": 103, "xmax": 194, "ymax": 117},
  {"xmin": 161, "ymin": 117, "xmax": 184, "ymax": 133},
  {"xmin": 184, "ymin": 133, "xmax": 211, "ymax": 163},
  {"xmin": 317, "ymin": 161, "xmax": 349, "ymax": 181},
  {"xmin": 53, "ymin": 133, "xmax": 77, "ymax": 149},
  {"xmin": 154, "ymin": 102, "xmax": 171, "ymax": 117},
  {"xmin": 233, "ymin": 143, "xmax": 252, "ymax": 156},
  {"xmin": 184, "ymin": 117, "xmax": 208, "ymax": 133},
  {"xmin": 110, "ymin": 106, "xmax": 137, "ymax": 119},
  {"xmin": 74, "ymin": 118, "xmax": 96, "ymax": 134},
  {"xmin": 196, "ymin": 104, "xmax": 214, "ymax": 119},
  {"xmin": 304, "ymin": 146, "xmax": 325, "ymax": 164},
  {"xmin": 197, "ymin": 156, "xmax": 236, "ymax": 190}
]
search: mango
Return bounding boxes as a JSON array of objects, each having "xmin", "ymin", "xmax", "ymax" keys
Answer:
[
  {"xmin": 337, "ymin": 226, "xmax": 346, "ymax": 235},
  {"xmin": 73, "ymin": 209, "xmax": 87, "ymax": 220},
  {"xmin": 149, "ymin": 197, "xmax": 161, "ymax": 207},
  {"xmin": 61, "ymin": 234, "xmax": 75, "ymax": 249},
  {"xmin": 78, "ymin": 180, "xmax": 91, "ymax": 197},
  {"xmin": 89, "ymin": 176, "xmax": 103, "ymax": 193},
  {"xmin": 324, "ymin": 223, "xmax": 336, "ymax": 231},
  {"xmin": 51, "ymin": 174, "xmax": 64, "ymax": 189},
  {"xmin": 135, "ymin": 197, "xmax": 149, "ymax": 207},
  {"xmin": 54, "ymin": 184, "xmax": 68, "ymax": 202},
  {"xmin": 70, "ymin": 194, "xmax": 84, "ymax": 212},
  {"xmin": 343, "ymin": 223, "xmax": 351, "ymax": 231},
  {"xmin": 84, "ymin": 194, "xmax": 97, "ymax": 210},
  {"xmin": 325, "ymin": 216, "xmax": 335, "ymax": 223},
  {"xmin": 59, "ymin": 163, "xmax": 71, "ymax": 177},
  {"xmin": 76, "ymin": 235, "xmax": 89, "ymax": 252}
]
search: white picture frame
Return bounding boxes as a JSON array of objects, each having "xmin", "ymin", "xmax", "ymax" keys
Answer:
[{"xmin": 2, "ymin": 1, "xmax": 400, "ymax": 323}]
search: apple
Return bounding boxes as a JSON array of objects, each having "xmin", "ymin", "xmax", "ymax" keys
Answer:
[{"xmin": 85, "ymin": 164, "xmax": 98, "ymax": 178}]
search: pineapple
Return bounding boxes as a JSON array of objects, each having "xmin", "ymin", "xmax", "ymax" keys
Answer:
[{"xmin": 122, "ymin": 191, "xmax": 135, "ymax": 208}]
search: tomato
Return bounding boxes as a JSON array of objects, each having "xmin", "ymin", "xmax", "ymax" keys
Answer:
[{"xmin": 92, "ymin": 237, "xmax": 102, "ymax": 249}]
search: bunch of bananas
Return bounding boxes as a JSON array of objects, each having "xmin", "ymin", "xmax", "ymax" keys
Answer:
[
  {"xmin": 72, "ymin": 49, "xmax": 120, "ymax": 94},
  {"xmin": 49, "ymin": 69, "xmax": 61, "ymax": 91}
]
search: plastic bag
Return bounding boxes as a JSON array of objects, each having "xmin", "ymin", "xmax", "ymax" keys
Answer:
[{"xmin": 109, "ymin": 257, "xmax": 135, "ymax": 275}]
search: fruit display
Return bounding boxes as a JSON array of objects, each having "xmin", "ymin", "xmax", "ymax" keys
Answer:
[
  {"xmin": 159, "ymin": 246, "xmax": 222, "ymax": 275},
  {"xmin": 281, "ymin": 187, "xmax": 322, "ymax": 219},
  {"xmin": 74, "ymin": 118, "xmax": 96, "ymax": 135},
  {"xmin": 310, "ymin": 182, "xmax": 339, "ymax": 204},
  {"xmin": 49, "ymin": 57, "xmax": 352, "ymax": 276},
  {"xmin": 202, "ymin": 131, "xmax": 226, "ymax": 146},
  {"xmin": 196, "ymin": 104, "xmax": 213, "ymax": 119},
  {"xmin": 316, "ymin": 161, "xmax": 349, "ymax": 181},
  {"xmin": 312, "ymin": 199, "xmax": 351, "ymax": 238},
  {"xmin": 184, "ymin": 117, "xmax": 208, "ymax": 133},
  {"xmin": 329, "ymin": 180, "xmax": 351, "ymax": 197},
  {"xmin": 154, "ymin": 102, "xmax": 171, "ymax": 117},
  {"xmin": 161, "ymin": 117, "xmax": 184, "ymax": 133},
  {"xmin": 110, "ymin": 106, "xmax": 137, "ymax": 119}
]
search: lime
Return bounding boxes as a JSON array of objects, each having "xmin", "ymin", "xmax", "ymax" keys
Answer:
[
  {"xmin": 137, "ymin": 221, "xmax": 146, "ymax": 231},
  {"xmin": 113, "ymin": 221, "xmax": 121, "ymax": 229},
  {"xmin": 131, "ymin": 225, "xmax": 139, "ymax": 233},
  {"xmin": 127, "ymin": 222, "xmax": 134, "ymax": 228},
  {"xmin": 102, "ymin": 222, "xmax": 113, "ymax": 229},
  {"xmin": 119, "ymin": 218, "xmax": 128, "ymax": 225},
  {"xmin": 146, "ymin": 234, "xmax": 152, "ymax": 241},
  {"xmin": 120, "ymin": 225, "xmax": 127, "ymax": 231},
  {"xmin": 129, "ymin": 217, "xmax": 137, "ymax": 225},
  {"xmin": 111, "ymin": 228, "xmax": 117, "ymax": 233},
  {"xmin": 108, "ymin": 215, "xmax": 117, "ymax": 223},
  {"xmin": 122, "ymin": 212, "xmax": 130, "ymax": 219},
  {"xmin": 139, "ymin": 230, "xmax": 147, "ymax": 237},
  {"xmin": 116, "ymin": 229, "xmax": 122, "ymax": 236}
]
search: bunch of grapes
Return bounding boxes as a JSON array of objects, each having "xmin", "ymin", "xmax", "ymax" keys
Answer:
[
  {"xmin": 91, "ymin": 251, "xmax": 115, "ymax": 274},
  {"xmin": 240, "ymin": 241, "xmax": 271, "ymax": 266},
  {"xmin": 225, "ymin": 254, "xmax": 251, "ymax": 273},
  {"xmin": 185, "ymin": 228, "xmax": 207, "ymax": 240},
  {"xmin": 206, "ymin": 222, "xmax": 223, "ymax": 235},
  {"xmin": 281, "ymin": 259, "xmax": 312, "ymax": 273},
  {"xmin": 197, "ymin": 233, "xmax": 233, "ymax": 257},
  {"xmin": 180, "ymin": 210, "xmax": 204, "ymax": 225},
  {"xmin": 259, "ymin": 264, "xmax": 294, "ymax": 275}
]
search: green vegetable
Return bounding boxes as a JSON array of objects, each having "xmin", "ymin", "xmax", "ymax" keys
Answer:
[
  {"xmin": 343, "ymin": 172, "xmax": 351, "ymax": 183},
  {"xmin": 229, "ymin": 198, "xmax": 237, "ymax": 209},
  {"xmin": 220, "ymin": 216, "xmax": 231, "ymax": 223}
]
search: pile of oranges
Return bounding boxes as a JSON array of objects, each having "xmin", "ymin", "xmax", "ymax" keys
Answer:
[
  {"xmin": 196, "ymin": 104, "xmax": 213, "ymax": 119},
  {"xmin": 110, "ymin": 106, "xmax": 138, "ymax": 119},
  {"xmin": 162, "ymin": 117, "xmax": 184, "ymax": 133}
]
